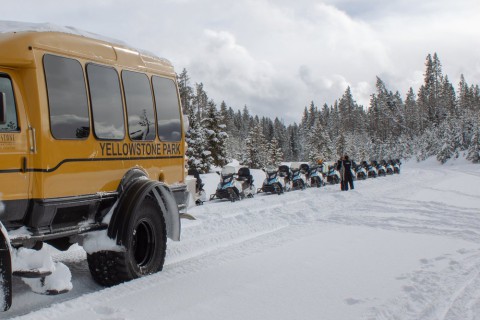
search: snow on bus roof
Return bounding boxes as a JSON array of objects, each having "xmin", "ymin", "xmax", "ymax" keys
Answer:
[{"xmin": 0, "ymin": 20, "xmax": 161, "ymax": 59}]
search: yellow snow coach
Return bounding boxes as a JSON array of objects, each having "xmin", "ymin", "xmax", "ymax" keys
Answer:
[{"xmin": 0, "ymin": 24, "xmax": 188, "ymax": 310}]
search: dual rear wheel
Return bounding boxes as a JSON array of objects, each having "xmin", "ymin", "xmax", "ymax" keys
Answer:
[{"xmin": 87, "ymin": 196, "xmax": 167, "ymax": 287}]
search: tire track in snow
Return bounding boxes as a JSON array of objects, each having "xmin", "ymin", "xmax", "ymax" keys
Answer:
[{"xmin": 6, "ymin": 163, "xmax": 480, "ymax": 319}]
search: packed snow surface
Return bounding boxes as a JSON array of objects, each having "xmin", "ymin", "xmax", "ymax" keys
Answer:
[{"xmin": 4, "ymin": 157, "xmax": 480, "ymax": 319}]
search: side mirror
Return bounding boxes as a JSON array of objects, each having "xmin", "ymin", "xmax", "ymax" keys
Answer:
[
  {"xmin": 216, "ymin": 171, "xmax": 220, "ymax": 176},
  {"xmin": 0, "ymin": 92, "xmax": 6, "ymax": 125},
  {"xmin": 182, "ymin": 114, "xmax": 190, "ymax": 134}
]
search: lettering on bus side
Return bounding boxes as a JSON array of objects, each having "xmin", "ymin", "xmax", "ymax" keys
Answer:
[
  {"xmin": 0, "ymin": 133, "xmax": 15, "ymax": 143},
  {"xmin": 99, "ymin": 142, "xmax": 181, "ymax": 157}
]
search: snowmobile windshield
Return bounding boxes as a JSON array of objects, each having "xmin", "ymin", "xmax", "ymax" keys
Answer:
[
  {"xmin": 267, "ymin": 172, "xmax": 277, "ymax": 179},
  {"xmin": 265, "ymin": 167, "xmax": 277, "ymax": 173},
  {"xmin": 221, "ymin": 174, "xmax": 234, "ymax": 183},
  {"xmin": 292, "ymin": 169, "xmax": 301, "ymax": 177},
  {"xmin": 290, "ymin": 162, "xmax": 301, "ymax": 170},
  {"xmin": 221, "ymin": 166, "xmax": 236, "ymax": 176}
]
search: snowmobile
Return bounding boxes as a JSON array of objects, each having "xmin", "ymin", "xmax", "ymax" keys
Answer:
[
  {"xmin": 350, "ymin": 161, "xmax": 358, "ymax": 181},
  {"xmin": 355, "ymin": 163, "xmax": 367, "ymax": 180},
  {"xmin": 392, "ymin": 159, "xmax": 401, "ymax": 174},
  {"xmin": 236, "ymin": 167, "xmax": 256, "ymax": 198},
  {"xmin": 260, "ymin": 166, "xmax": 289, "ymax": 194},
  {"xmin": 374, "ymin": 160, "xmax": 387, "ymax": 177},
  {"xmin": 278, "ymin": 165, "xmax": 293, "ymax": 190},
  {"xmin": 366, "ymin": 161, "xmax": 378, "ymax": 178},
  {"xmin": 187, "ymin": 169, "xmax": 207, "ymax": 205},
  {"xmin": 383, "ymin": 160, "xmax": 394, "ymax": 175},
  {"xmin": 210, "ymin": 166, "xmax": 245, "ymax": 202},
  {"xmin": 326, "ymin": 165, "xmax": 341, "ymax": 184},
  {"xmin": 278, "ymin": 165, "xmax": 292, "ymax": 185},
  {"xmin": 291, "ymin": 162, "xmax": 308, "ymax": 190},
  {"xmin": 308, "ymin": 165, "xmax": 325, "ymax": 187},
  {"xmin": 301, "ymin": 163, "xmax": 312, "ymax": 187}
]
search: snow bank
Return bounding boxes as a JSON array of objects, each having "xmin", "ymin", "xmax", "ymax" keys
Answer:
[
  {"xmin": 4, "ymin": 159, "xmax": 480, "ymax": 319},
  {"xmin": 11, "ymin": 247, "xmax": 73, "ymax": 295},
  {"xmin": 81, "ymin": 203, "xmax": 125, "ymax": 254},
  {"xmin": 21, "ymin": 262, "xmax": 72, "ymax": 295}
]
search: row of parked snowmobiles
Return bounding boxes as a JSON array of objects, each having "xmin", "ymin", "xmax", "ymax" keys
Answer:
[
  {"xmin": 259, "ymin": 162, "xmax": 326, "ymax": 195},
  {"xmin": 355, "ymin": 159, "xmax": 402, "ymax": 179},
  {"xmin": 209, "ymin": 166, "xmax": 256, "ymax": 202},
  {"xmin": 188, "ymin": 159, "xmax": 401, "ymax": 205}
]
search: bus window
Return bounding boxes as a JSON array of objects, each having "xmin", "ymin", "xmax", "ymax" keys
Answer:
[
  {"xmin": 152, "ymin": 76, "xmax": 181, "ymax": 142},
  {"xmin": 86, "ymin": 64, "xmax": 125, "ymax": 140},
  {"xmin": 0, "ymin": 75, "xmax": 19, "ymax": 132},
  {"xmin": 122, "ymin": 71, "xmax": 156, "ymax": 141},
  {"xmin": 43, "ymin": 54, "xmax": 90, "ymax": 139}
]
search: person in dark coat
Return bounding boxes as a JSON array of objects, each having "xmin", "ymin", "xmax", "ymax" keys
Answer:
[
  {"xmin": 336, "ymin": 156, "xmax": 345, "ymax": 190},
  {"xmin": 342, "ymin": 155, "xmax": 354, "ymax": 191}
]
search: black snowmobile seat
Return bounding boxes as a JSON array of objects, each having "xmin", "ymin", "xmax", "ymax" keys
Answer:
[
  {"xmin": 278, "ymin": 165, "xmax": 291, "ymax": 178},
  {"xmin": 278, "ymin": 165, "xmax": 290, "ymax": 177},
  {"xmin": 300, "ymin": 163, "xmax": 310, "ymax": 174},
  {"xmin": 237, "ymin": 167, "xmax": 253, "ymax": 185}
]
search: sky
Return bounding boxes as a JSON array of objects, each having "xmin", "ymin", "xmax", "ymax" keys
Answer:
[{"xmin": 3, "ymin": 0, "xmax": 480, "ymax": 123}]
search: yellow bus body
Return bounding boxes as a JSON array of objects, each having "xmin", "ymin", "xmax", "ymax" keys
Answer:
[{"xmin": 0, "ymin": 31, "xmax": 186, "ymax": 232}]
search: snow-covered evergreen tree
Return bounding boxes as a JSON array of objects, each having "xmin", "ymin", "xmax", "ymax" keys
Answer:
[
  {"xmin": 467, "ymin": 124, "xmax": 480, "ymax": 163},
  {"xmin": 185, "ymin": 113, "xmax": 213, "ymax": 173},
  {"xmin": 179, "ymin": 54, "xmax": 480, "ymax": 167},
  {"xmin": 243, "ymin": 124, "xmax": 267, "ymax": 169},
  {"xmin": 266, "ymin": 137, "xmax": 284, "ymax": 167},
  {"xmin": 202, "ymin": 100, "xmax": 228, "ymax": 168}
]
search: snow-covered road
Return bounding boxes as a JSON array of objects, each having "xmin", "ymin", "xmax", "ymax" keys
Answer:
[{"xmin": 5, "ymin": 158, "xmax": 480, "ymax": 320}]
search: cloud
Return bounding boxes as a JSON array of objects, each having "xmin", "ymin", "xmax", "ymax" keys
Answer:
[
  {"xmin": 186, "ymin": 29, "xmax": 296, "ymax": 119},
  {"xmin": 5, "ymin": 0, "xmax": 480, "ymax": 123},
  {"xmin": 179, "ymin": 1, "xmax": 392, "ymax": 121}
]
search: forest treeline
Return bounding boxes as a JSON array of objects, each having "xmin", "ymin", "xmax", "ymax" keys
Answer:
[{"xmin": 179, "ymin": 53, "xmax": 480, "ymax": 172}]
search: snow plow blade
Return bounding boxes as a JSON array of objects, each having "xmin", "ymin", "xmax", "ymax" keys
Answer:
[{"xmin": 0, "ymin": 229, "xmax": 12, "ymax": 311}]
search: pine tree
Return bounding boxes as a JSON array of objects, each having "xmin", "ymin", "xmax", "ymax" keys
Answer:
[
  {"xmin": 467, "ymin": 124, "xmax": 480, "ymax": 163},
  {"xmin": 185, "ymin": 113, "xmax": 213, "ymax": 173},
  {"xmin": 177, "ymin": 68, "xmax": 194, "ymax": 116},
  {"xmin": 338, "ymin": 87, "xmax": 357, "ymax": 134},
  {"xmin": 193, "ymin": 83, "xmax": 208, "ymax": 119},
  {"xmin": 437, "ymin": 121, "xmax": 457, "ymax": 164},
  {"xmin": 306, "ymin": 114, "xmax": 333, "ymax": 163},
  {"xmin": 203, "ymin": 100, "xmax": 228, "ymax": 167},
  {"xmin": 287, "ymin": 124, "xmax": 300, "ymax": 161},
  {"xmin": 243, "ymin": 124, "xmax": 267, "ymax": 169},
  {"xmin": 404, "ymin": 87, "xmax": 419, "ymax": 136},
  {"xmin": 266, "ymin": 137, "xmax": 284, "ymax": 167}
]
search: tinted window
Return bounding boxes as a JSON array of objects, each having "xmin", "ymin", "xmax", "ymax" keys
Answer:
[
  {"xmin": 0, "ymin": 75, "xmax": 19, "ymax": 132},
  {"xmin": 152, "ymin": 76, "xmax": 181, "ymax": 141},
  {"xmin": 87, "ymin": 64, "xmax": 125, "ymax": 140},
  {"xmin": 44, "ymin": 55, "xmax": 90, "ymax": 139},
  {"xmin": 122, "ymin": 71, "xmax": 156, "ymax": 141}
]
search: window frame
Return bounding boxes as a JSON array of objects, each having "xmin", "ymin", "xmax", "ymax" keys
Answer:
[
  {"xmin": 0, "ymin": 73, "xmax": 20, "ymax": 133},
  {"xmin": 43, "ymin": 54, "xmax": 91, "ymax": 140},
  {"xmin": 121, "ymin": 69, "xmax": 157, "ymax": 142},
  {"xmin": 151, "ymin": 75, "xmax": 183, "ymax": 142},
  {"xmin": 86, "ymin": 62, "xmax": 126, "ymax": 141}
]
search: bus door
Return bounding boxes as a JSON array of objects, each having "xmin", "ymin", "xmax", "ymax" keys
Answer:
[{"xmin": 0, "ymin": 72, "xmax": 32, "ymax": 222}]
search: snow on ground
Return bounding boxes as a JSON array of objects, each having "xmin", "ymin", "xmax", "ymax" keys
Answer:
[{"xmin": 4, "ymin": 158, "xmax": 480, "ymax": 319}]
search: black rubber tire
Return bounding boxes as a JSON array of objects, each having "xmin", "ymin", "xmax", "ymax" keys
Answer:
[{"xmin": 87, "ymin": 197, "xmax": 166, "ymax": 287}]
